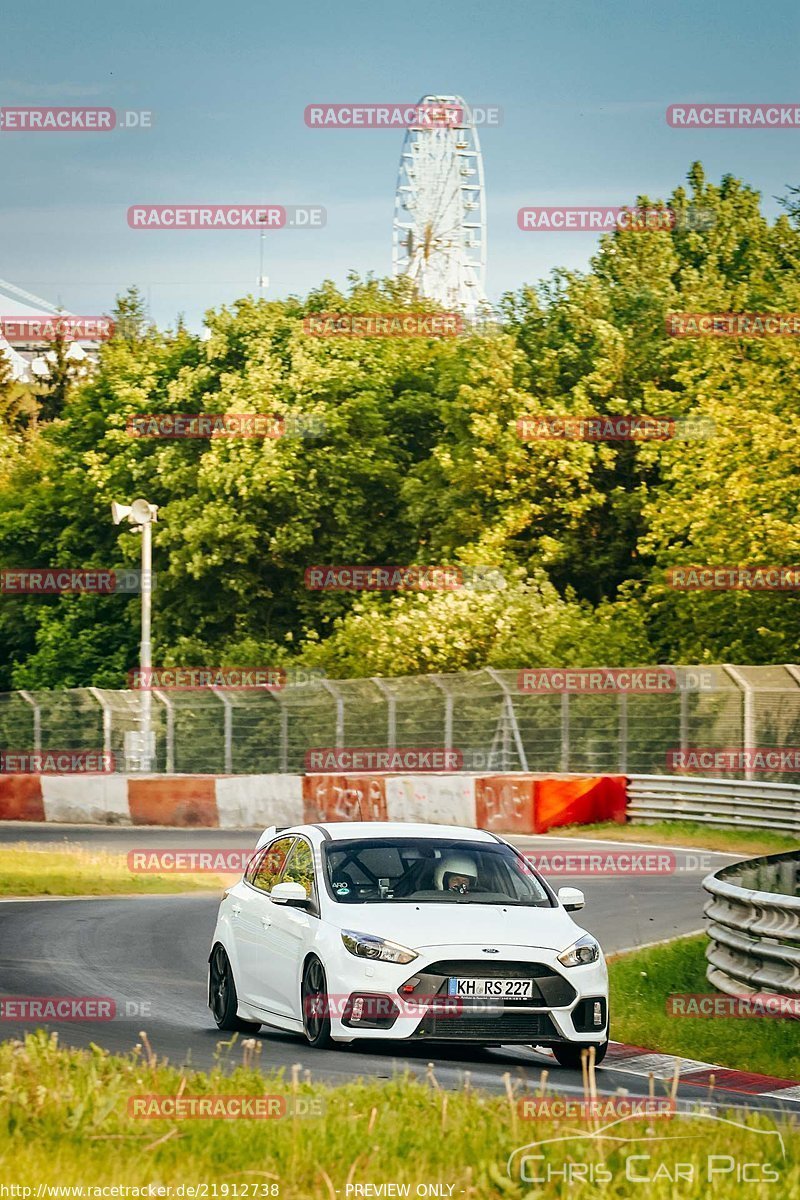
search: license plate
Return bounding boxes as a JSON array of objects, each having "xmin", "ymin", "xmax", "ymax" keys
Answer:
[{"xmin": 448, "ymin": 977, "xmax": 532, "ymax": 998}]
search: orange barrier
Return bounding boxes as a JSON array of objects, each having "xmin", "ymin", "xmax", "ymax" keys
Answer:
[
  {"xmin": 476, "ymin": 774, "xmax": 627, "ymax": 834},
  {"xmin": 537, "ymin": 774, "xmax": 626, "ymax": 833},
  {"xmin": 303, "ymin": 774, "xmax": 389, "ymax": 823},
  {"xmin": 128, "ymin": 776, "xmax": 219, "ymax": 826},
  {"xmin": 0, "ymin": 774, "xmax": 45, "ymax": 821}
]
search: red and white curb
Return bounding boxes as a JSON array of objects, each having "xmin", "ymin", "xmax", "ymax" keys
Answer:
[{"xmin": 602, "ymin": 1042, "xmax": 800, "ymax": 1101}]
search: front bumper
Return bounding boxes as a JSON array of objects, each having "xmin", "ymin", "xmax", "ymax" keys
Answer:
[{"xmin": 325, "ymin": 941, "xmax": 609, "ymax": 1045}]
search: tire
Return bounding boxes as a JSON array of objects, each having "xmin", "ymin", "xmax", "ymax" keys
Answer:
[
  {"xmin": 301, "ymin": 955, "xmax": 333, "ymax": 1049},
  {"xmin": 209, "ymin": 944, "xmax": 261, "ymax": 1033},
  {"xmin": 551, "ymin": 1039, "xmax": 608, "ymax": 1070}
]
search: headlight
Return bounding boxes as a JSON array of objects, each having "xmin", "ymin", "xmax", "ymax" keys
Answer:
[
  {"xmin": 557, "ymin": 934, "xmax": 601, "ymax": 968},
  {"xmin": 341, "ymin": 930, "xmax": 418, "ymax": 965}
]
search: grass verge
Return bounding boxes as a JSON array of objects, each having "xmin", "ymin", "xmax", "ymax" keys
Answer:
[
  {"xmin": 550, "ymin": 819, "xmax": 799, "ymax": 857},
  {"xmin": 0, "ymin": 1031, "xmax": 796, "ymax": 1197},
  {"xmin": 609, "ymin": 934, "xmax": 800, "ymax": 1079},
  {"xmin": 0, "ymin": 842, "xmax": 230, "ymax": 896}
]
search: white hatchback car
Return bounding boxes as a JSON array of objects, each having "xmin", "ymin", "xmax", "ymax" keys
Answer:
[{"xmin": 208, "ymin": 821, "xmax": 609, "ymax": 1068}]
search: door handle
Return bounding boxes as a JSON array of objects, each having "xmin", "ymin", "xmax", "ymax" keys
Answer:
[
  {"xmin": 231, "ymin": 904, "xmax": 242, "ymax": 917},
  {"xmin": 261, "ymin": 915, "xmax": 272, "ymax": 929}
]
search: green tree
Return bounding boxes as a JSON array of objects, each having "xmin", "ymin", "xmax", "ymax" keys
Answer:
[
  {"xmin": 35, "ymin": 331, "xmax": 74, "ymax": 422},
  {"xmin": 109, "ymin": 286, "xmax": 151, "ymax": 343},
  {"xmin": 2, "ymin": 168, "xmax": 800, "ymax": 687}
]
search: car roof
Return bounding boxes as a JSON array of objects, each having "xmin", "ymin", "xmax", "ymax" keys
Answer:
[{"xmin": 285, "ymin": 821, "xmax": 498, "ymax": 843}]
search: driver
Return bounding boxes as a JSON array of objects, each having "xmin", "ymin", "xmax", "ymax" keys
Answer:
[{"xmin": 434, "ymin": 852, "xmax": 478, "ymax": 894}]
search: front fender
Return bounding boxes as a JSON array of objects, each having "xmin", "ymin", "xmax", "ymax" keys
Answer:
[{"xmin": 207, "ymin": 905, "xmax": 246, "ymax": 1011}]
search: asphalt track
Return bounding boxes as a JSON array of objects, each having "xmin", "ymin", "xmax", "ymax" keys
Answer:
[{"xmin": 0, "ymin": 823, "xmax": 795, "ymax": 1114}]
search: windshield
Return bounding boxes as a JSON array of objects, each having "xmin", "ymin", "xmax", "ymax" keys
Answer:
[{"xmin": 323, "ymin": 838, "xmax": 553, "ymax": 906}]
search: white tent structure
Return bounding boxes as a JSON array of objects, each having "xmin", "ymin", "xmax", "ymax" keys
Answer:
[
  {"xmin": 0, "ymin": 278, "xmax": 97, "ymax": 384},
  {"xmin": 0, "ymin": 334, "xmax": 34, "ymax": 381}
]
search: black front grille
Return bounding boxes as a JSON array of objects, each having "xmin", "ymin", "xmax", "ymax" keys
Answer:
[
  {"xmin": 425, "ymin": 960, "xmax": 561, "ymax": 978},
  {"xmin": 414, "ymin": 1011, "xmax": 558, "ymax": 1042},
  {"xmin": 406, "ymin": 960, "xmax": 576, "ymax": 1008}
]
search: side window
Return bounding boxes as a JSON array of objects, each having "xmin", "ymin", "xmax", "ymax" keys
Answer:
[
  {"xmin": 248, "ymin": 836, "xmax": 295, "ymax": 893},
  {"xmin": 282, "ymin": 838, "xmax": 317, "ymax": 905},
  {"xmin": 243, "ymin": 848, "xmax": 262, "ymax": 884}
]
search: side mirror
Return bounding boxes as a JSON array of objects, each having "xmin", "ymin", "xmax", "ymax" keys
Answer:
[
  {"xmin": 557, "ymin": 886, "xmax": 585, "ymax": 912},
  {"xmin": 270, "ymin": 881, "xmax": 309, "ymax": 906}
]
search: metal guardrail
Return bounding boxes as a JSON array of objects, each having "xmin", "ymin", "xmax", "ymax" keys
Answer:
[
  {"xmin": 628, "ymin": 774, "xmax": 800, "ymax": 835},
  {"xmin": 703, "ymin": 851, "xmax": 800, "ymax": 998}
]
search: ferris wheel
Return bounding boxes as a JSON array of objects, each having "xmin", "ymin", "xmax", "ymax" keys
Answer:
[{"xmin": 392, "ymin": 95, "xmax": 488, "ymax": 321}]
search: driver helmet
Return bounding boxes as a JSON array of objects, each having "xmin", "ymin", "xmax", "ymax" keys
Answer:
[{"xmin": 434, "ymin": 852, "xmax": 478, "ymax": 891}]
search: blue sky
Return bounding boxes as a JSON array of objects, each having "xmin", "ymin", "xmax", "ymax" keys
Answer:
[{"xmin": 1, "ymin": 0, "xmax": 797, "ymax": 329}]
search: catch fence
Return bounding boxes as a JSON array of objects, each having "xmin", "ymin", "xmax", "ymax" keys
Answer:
[{"xmin": 2, "ymin": 664, "xmax": 800, "ymax": 780}]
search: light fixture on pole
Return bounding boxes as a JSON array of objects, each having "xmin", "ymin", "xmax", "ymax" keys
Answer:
[
  {"xmin": 258, "ymin": 231, "xmax": 269, "ymax": 295},
  {"xmin": 112, "ymin": 497, "xmax": 158, "ymax": 772}
]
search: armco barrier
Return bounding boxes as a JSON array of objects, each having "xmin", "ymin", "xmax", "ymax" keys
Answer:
[
  {"xmin": 629, "ymin": 774, "xmax": 800, "ymax": 835},
  {"xmin": 0, "ymin": 771, "xmax": 625, "ymax": 830},
  {"xmin": 703, "ymin": 851, "xmax": 800, "ymax": 998}
]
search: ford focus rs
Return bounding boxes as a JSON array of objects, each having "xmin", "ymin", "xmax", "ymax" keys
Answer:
[{"xmin": 208, "ymin": 821, "xmax": 609, "ymax": 1068}]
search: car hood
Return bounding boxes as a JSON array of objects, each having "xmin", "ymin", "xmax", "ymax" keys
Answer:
[{"xmin": 325, "ymin": 901, "xmax": 585, "ymax": 953}]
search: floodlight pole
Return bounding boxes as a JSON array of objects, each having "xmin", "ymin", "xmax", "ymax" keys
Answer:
[
  {"xmin": 140, "ymin": 517, "xmax": 153, "ymax": 772},
  {"xmin": 112, "ymin": 497, "xmax": 157, "ymax": 772}
]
